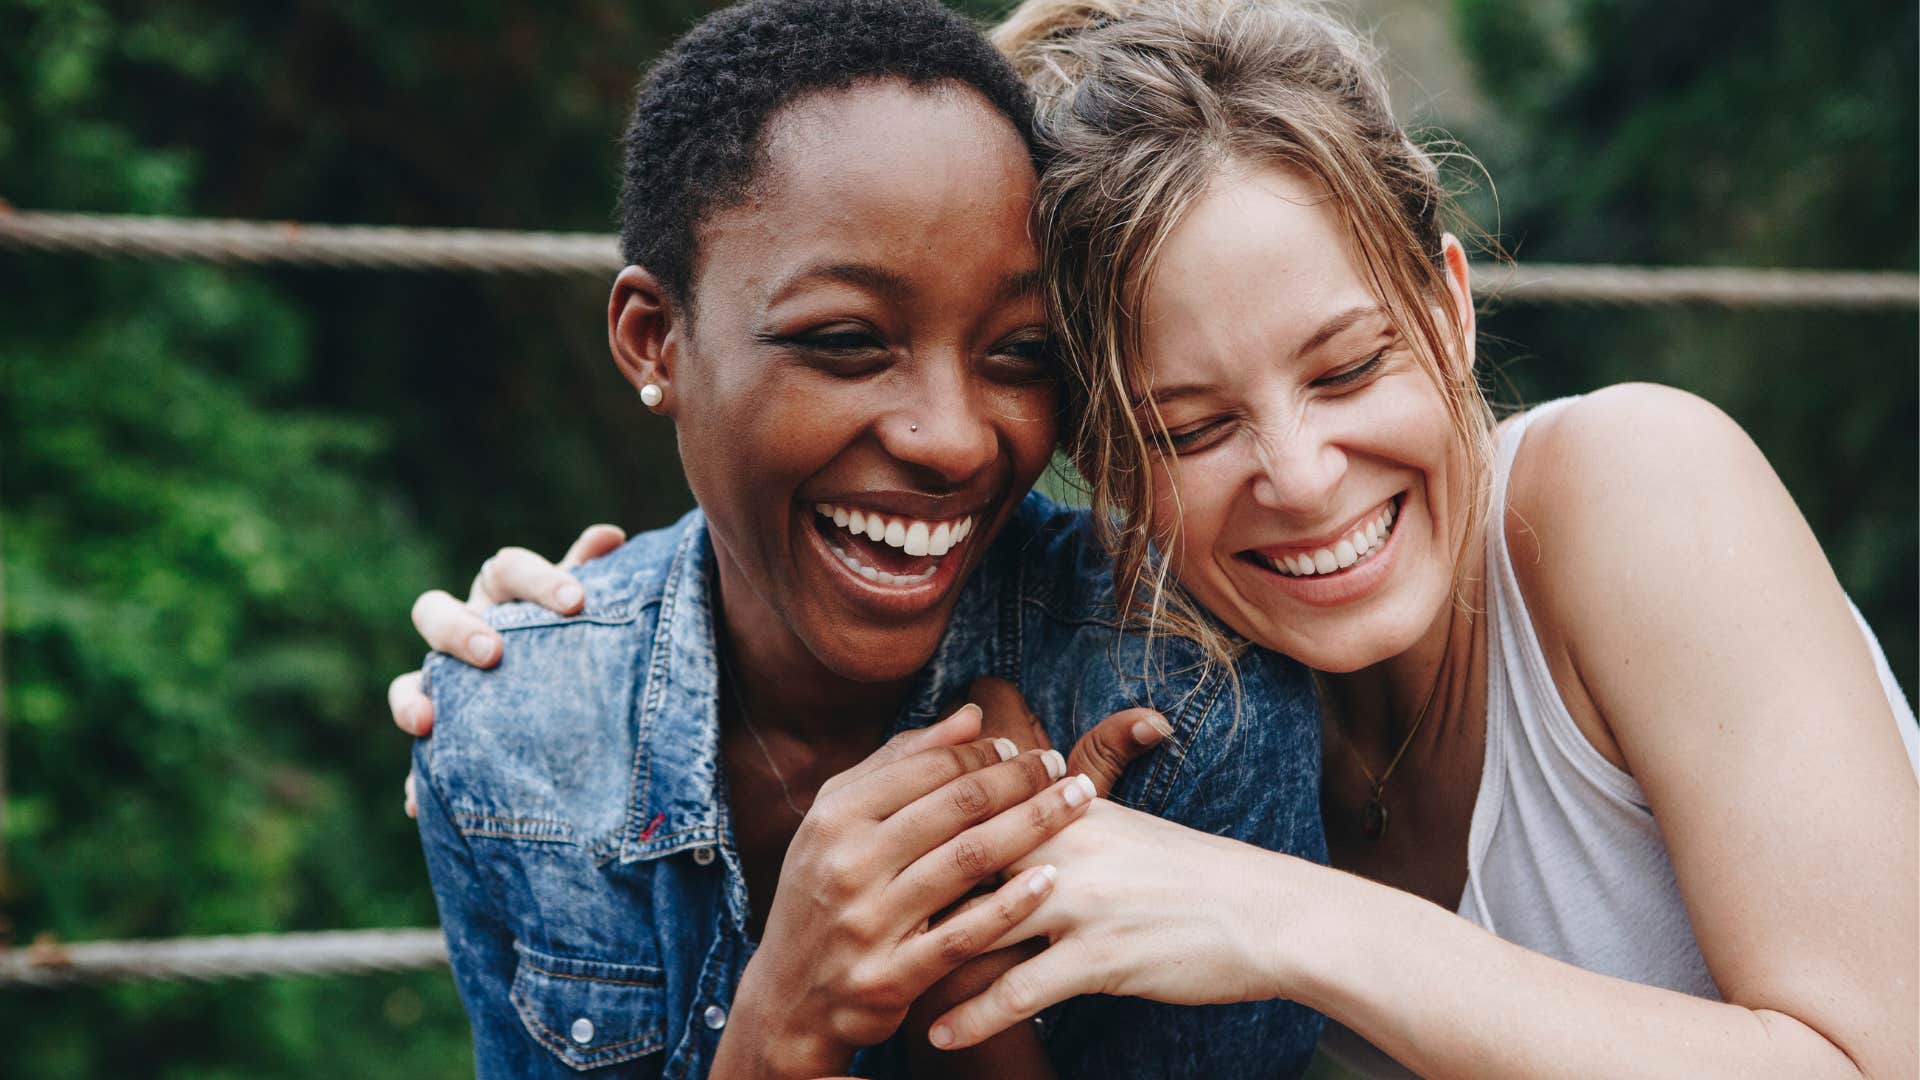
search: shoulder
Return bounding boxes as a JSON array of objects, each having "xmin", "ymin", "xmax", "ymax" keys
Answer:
[
  {"xmin": 1506, "ymin": 383, "xmax": 1778, "ymax": 581},
  {"xmin": 483, "ymin": 508, "xmax": 703, "ymax": 635},
  {"xmin": 417, "ymin": 510, "xmax": 708, "ymax": 848},
  {"xmin": 989, "ymin": 491, "xmax": 1119, "ymax": 620},
  {"xmin": 1503, "ymin": 383, "xmax": 1827, "ymax": 715}
]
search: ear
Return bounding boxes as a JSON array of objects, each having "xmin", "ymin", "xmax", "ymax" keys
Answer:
[
  {"xmin": 1438, "ymin": 233, "xmax": 1477, "ymax": 376},
  {"xmin": 607, "ymin": 265, "xmax": 684, "ymax": 415}
]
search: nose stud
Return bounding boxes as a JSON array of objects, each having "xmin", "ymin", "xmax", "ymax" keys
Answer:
[{"xmin": 910, "ymin": 423, "xmax": 919, "ymax": 432}]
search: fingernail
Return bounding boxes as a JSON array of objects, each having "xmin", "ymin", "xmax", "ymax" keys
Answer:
[
  {"xmin": 1063, "ymin": 774, "xmax": 1095, "ymax": 807},
  {"xmin": 468, "ymin": 634, "xmax": 498, "ymax": 664},
  {"xmin": 403, "ymin": 702, "xmax": 424, "ymax": 734},
  {"xmin": 1028, "ymin": 864, "xmax": 1058, "ymax": 894},
  {"xmin": 1132, "ymin": 717, "xmax": 1168, "ymax": 745},
  {"xmin": 992, "ymin": 737, "xmax": 1018, "ymax": 762},
  {"xmin": 1040, "ymin": 748, "xmax": 1066, "ymax": 780},
  {"xmin": 929, "ymin": 1024, "xmax": 954, "ymax": 1049},
  {"xmin": 555, "ymin": 583, "xmax": 583, "ymax": 609}
]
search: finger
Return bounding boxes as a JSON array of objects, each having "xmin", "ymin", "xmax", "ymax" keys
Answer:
[
  {"xmin": 884, "ymin": 747, "xmax": 1065, "ymax": 856},
  {"xmin": 470, "ymin": 546, "xmax": 584, "ymax": 614},
  {"xmin": 404, "ymin": 770, "xmax": 419, "ymax": 819},
  {"xmin": 389, "ymin": 670, "xmax": 434, "ymax": 736},
  {"xmin": 891, "ymin": 774, "xmax": 1096, "ymax": 914},
  {"xmin": 558, "ymin": 524, "xmax": 627, "ymax": 570},
  {"xmin": 1067, "ymin": 708, "xmax": 1171, "ymax": 798},
  {"xmin": 966, "ymin": 676, "xmax": 1051, "ymax": 753},
  {"xmin": 832, "ymin": 733, "xmax": 1021, "ymax": 822},
  {"xmin": 817, "ymin": 702, "xmax": 983, "ymax": 798},
  {"xmin": 411, "ymin": 590, "xmax": 502, "ymax": 668},
  {"xmin": 904, "ymin": 865, "xmax": 1058, "ymax": 994},
  {"xmin": 928, "ymin": 938, "xmax": 1094, "ymax": 1051}
]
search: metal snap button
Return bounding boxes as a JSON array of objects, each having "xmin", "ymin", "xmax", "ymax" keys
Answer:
[
  {"xmin": 571, "ymin": 1017, "xmax": 595, "ymax": 1044},
  {"xmin": 703, "ymin": 1004, "xmax": 728, "ymax": 1030},
  {"xmin": 691, "ymin": 845, "xmax": 717, "ymax": 866}
]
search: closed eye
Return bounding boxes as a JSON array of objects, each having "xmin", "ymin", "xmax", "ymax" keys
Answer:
[
  {"xmin": 758, "ymin": 324, "xmax": 890, "ymax": 376},
  {"xmin": 1163, "ymin": 417, "xmax": 1234, "ymax": 454},
  {"xmin": 1314, "ymin": 350, "xmax": 1385, "ymax": 389}
]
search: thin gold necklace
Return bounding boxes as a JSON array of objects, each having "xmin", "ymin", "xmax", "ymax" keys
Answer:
[
  {"xmin": 1344, "ymin": 668, "xmax": 1444, "ymax": 843},
  {"xmin": 719, "ymin": 646, "xmax": 807, "ymax": 820}
]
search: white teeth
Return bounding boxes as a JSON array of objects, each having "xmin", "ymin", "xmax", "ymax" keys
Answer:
[
  {"xmin": 1265, "ymin": 499, "xmax": 1401, "ymax": 578},
  {"xmin": 810, "ymin": 503, "xmax": 980, "ymax": 587}
]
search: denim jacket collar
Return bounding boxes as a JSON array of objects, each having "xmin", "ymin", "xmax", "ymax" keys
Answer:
[{"xmin": 616, "ymin": 514, "xmax": 1003, "ymax": 867}]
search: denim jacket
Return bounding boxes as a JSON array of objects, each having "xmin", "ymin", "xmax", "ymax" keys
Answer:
[{"xmin": 414, "ymin": 493, "xmax": 1325, "ymax": 1079}]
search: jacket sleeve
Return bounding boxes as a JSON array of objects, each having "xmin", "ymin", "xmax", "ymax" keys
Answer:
[{"xmin": 413, "ymin": 741, "xmax": 550, "ymax": 1079}]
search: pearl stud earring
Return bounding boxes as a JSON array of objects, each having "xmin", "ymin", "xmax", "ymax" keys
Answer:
[{"xmin": 639, "ymin": 383, "xmax": 664, "ymax": 407}]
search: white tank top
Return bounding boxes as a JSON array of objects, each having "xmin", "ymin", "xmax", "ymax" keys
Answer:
[{"xmin": 1315, "ymin": 398, "xmax": 1920, "ymax": 1078}]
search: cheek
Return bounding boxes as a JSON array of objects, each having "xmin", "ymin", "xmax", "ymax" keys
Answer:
[
  {"xmin": 1147, "ymin": 455, "xmax": 1237, "ymax": 577},
  {"xmin": 994, "ymin": 383, "xmax": 1062, "ymax": 481}
]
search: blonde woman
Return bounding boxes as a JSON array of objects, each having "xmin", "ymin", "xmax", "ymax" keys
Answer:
[{"xmin": 911, "ymin": 2, "xmax": 1918, "ymax": 1075}]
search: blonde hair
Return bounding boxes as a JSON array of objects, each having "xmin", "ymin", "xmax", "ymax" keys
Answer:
[{"xmin": 995, "ymin": 0, "xmax": 1496, "ymax": 676}]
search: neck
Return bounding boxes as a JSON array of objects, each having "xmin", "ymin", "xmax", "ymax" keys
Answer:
[
  {"xmin": 1322, "ymin": 535, "xmax": 1488, "ymax": 765},
  {"xmin": 713, "ymin": 552, "xmax": 907, "ymax": 750}
]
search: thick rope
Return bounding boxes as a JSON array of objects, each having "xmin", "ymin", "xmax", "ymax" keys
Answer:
[
  {"xmin": 2, "ymin": 208, "xmax": 1915, "ymax": 309},
  {"xmin": 0, "ymin": 929, "xmax": 447, "ymax": 989}
]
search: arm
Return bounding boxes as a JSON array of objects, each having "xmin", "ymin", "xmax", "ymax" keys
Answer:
[
  {"xmin": 411, "ymin": 743, "xmax": 552, "ymax": 1079},
  {"xmin": 937, "ymin": 386, "xmax": 1918, "ymax": 1078}
]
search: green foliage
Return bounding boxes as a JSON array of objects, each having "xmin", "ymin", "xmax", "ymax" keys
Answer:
[
  {"xmin": 1454, "ymin": 0, "xmax": 1918, "ymax": 694},
  {"xmin": 0, "ymin": 0, "xmax": 1911, "ymax": 1075}
]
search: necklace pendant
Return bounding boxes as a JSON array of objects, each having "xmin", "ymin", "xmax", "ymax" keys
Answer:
[{"xmin": 1363, "ymin": 796, "xmax": 1389, "ymax": 843}]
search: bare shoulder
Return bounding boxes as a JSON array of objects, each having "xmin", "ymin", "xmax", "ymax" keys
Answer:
[{"xmin": 1505, "ymin": 383, "xmax": 1781, "ymax": 575}]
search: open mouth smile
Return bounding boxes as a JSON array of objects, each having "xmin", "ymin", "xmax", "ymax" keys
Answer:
[
  {"xmin": 1252, "ymin": 496, "xmax": 1399, "ymax": 577},
  {"xmin": 810, "ymin": 502, "xmax": 977, "ymax": 588},
  {"xmin": 1236, "ymin": 493, "xmax": 1407, "ymax": 607}
]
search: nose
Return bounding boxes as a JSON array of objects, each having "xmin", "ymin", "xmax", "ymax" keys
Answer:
[
  {"xmin": 875, "ymin": 358, "xmax": 999, "ymax": 486},
  {"xmin": 1247, "ymin": 413, "xmax": 1346, "ymax": 519}
]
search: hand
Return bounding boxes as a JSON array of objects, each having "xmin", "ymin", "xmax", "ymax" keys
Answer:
[
  {"xmin": 895, "ymin": 678, "xmax": 1171, "ymax": 1078},
  {"xmin": 964, "ymin": 676, "xmax": 1172, "ymax": 792},
  {"xmin": 712, "ymin": 704, "xmax": 1100, "ymax": 1079},
  {"xmin": 926, "ymin": 799, "xmax": 1302, "ymax": 1051},
  {"xmin": 391, "ymin": 523, "xmax": 625, "ymax": 815}
]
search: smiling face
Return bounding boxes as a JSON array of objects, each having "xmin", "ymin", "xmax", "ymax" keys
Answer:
[
  {"xmin": 629, "ymin": 80, "xmax": 1057, "ymax": 685},
  {"xmin": 1136, "ymin": 163, "xmax": 1475, "ymax": 673}
]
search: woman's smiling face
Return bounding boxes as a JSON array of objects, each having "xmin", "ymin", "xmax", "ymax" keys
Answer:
[
  {"xmin": 1136, "ymin": 163, "xmax": 1474, "ymax": 673},
  {"xmin": 640, "ymin": 80, "xmax": 1057, "ymax": 683}
]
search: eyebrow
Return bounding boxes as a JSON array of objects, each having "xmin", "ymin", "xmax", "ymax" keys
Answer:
[
  {"xmin": 1147, "ymin": 303, "xmax": 1386, "ymax": 406},
  {"xmin": 767, "ymin": 262, "xmax": 912, "ymax": 305},
  {"xmin": 765, "ymin": 263, "xmax": 1043, "ymax": 309}
]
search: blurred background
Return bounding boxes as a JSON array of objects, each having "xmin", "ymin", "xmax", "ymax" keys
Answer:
[{"xmin": 0, "ymin": 0, "xmax": 1912, "ymax": 1074}]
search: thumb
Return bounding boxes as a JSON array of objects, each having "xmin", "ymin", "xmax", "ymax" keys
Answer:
[
  {"xmin": 1067, "ymin": 708, "xmax": 1171, "ymax": 797},
  {"xmin": 966, "ymin": 675, "xmax": 1053, "ymax": 753}
]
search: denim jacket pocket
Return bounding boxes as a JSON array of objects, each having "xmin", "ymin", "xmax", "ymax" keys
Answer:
[{"xmin": 509, "ymin": 942, "xmax": 667, "ymax": 1071}]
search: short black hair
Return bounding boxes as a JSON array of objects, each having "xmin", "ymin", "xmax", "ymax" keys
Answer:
[{"xmin": 617, "ymin": 0, "xmax": 1039, "ymax": 304}]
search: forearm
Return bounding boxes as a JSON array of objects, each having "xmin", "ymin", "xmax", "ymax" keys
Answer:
[{"xmin": 1274, "ymin": 860, "xmax": 1872, "ymax": 1080}]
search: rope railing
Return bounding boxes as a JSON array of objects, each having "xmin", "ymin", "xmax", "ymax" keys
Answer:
[
  {"xmin": 1, "ymin": 203, "xmax": 1914, "ymax": 995},
  {"xmin": 2, "ymin": 207, "xmax": 1916, "ymax": 309},
  {"xmin": 0, "ymin": 929, "xmax": 447, "ymax": 989}
]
